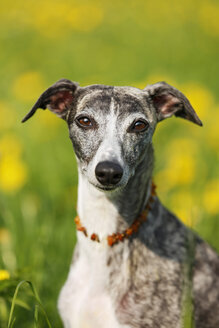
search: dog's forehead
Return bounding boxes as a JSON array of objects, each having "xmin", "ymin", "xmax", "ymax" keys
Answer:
[{"xmin": 75, "ymin": 85, "xmax": 147, "ymax": 114}]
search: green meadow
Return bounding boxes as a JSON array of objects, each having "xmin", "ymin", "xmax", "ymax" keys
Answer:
[{"xmin": 0, "ymin": 0, "xmax": 219, "ymax": 326}]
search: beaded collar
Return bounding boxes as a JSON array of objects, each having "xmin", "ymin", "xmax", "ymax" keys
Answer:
[{"xmin": 74, "ymin": 182, "xmax": 156, "ymax": 247}]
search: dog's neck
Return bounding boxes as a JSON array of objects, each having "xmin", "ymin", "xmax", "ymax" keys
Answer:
[{"xmin": 76, "ymin": 148, "xmax": 154, "ymax": 244}]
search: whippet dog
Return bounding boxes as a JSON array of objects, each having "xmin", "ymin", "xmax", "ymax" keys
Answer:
[{"xmin": 22, "ymin": 79, "xmax": 219, "ymax": 328}]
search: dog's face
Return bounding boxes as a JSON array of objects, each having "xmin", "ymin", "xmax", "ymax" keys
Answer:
[
  {"xmin": 22, "ymin": 80, "xmax": 202, "ymax": 192},
  {"xmin": 68, "ymin": 85, "xmax": 157, "ymax": 191}
]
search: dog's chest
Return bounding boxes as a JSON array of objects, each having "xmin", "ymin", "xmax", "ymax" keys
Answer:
[{"xmin": 58, "ymin": 242, "xmax": 125, "ymax": 328}]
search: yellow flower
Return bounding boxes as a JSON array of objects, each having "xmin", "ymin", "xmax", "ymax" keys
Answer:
[
  {"xmin": 0, "ymin": 270, "xmax": 10, "ymax": 281},
  {"xmin": 199, "ymin": 1, "xmax": 219, "ymax": 37},
  {"xmin": 31, "ymin": 2, "xmax": 70, "ymax": 38},
  {"xmin": 0, "ymin": 154, "xmax": 27, "ymax": 192},
  {"xmin": 132, "ymin": 0, "xmax": 192, "ymax": 29},
  {"xmin": 181, "ymin": 83, "xmax": 214, "ymax": 120},
  {"xmin": 30, "ymin": 2, "xmax": 103, "ymax": 37},
  {"xmin": 167, "ymin": 154, "xmax": 195, "ymax": 185},
  {"xmin": 155, "ymin": 139, "xmax": 197, "ymax": 190},
  {"xmin": 0, "ymin": 1, "xmax": 104, "ymax": 38},
  {"xmin": 203, "ymin": 180, "xmax": 219, "ymax": 215},
  {"xmin": 170, "ymin": 190, "xmax": 200, "ymax": 227},
  {"xmin": 38, "ymin": 109, "xmax": 61, "ymax": 128},
  {"xmin": 66, "ymin": 4, "xmax": 104, "ymax": 32},
  {"xmin": 0, "ymin": 135, "xmax": 27, "ymax": 192},
  {"xmin": 12, "ymin": 71, "xmax": 45, "ymax": 103}
]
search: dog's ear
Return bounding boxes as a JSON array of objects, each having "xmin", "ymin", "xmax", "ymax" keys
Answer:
[
  {"xmin": 144, "ymin": 81, "xmax": 202, "ymax": 126},
  {"xmin": 21, "ymin": 79, "xmax": 78, "ymax": 123}
]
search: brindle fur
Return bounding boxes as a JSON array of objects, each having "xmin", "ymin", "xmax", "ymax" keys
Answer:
[{"xmin": 23, "ymin": 79, "xmax": 219, "ymax": 328}]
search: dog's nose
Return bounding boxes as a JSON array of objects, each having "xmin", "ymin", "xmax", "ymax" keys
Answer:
[{"xmin": 95, "ymin": 161, "xmax": 123, "ymax": 186}]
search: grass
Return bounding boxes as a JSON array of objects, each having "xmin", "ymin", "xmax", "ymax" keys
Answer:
[
  {"xmin": 0, "ymin": 0, "xmax": 219, "ymax": 327},
  {"xmin": 7, "ymin": 280, "xmax": 51, "ymax": 328}
]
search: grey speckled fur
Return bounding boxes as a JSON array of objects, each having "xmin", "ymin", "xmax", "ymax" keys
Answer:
[{"xmin": 23, "ymin": 79, "xmax": 219, "ymax": 328}]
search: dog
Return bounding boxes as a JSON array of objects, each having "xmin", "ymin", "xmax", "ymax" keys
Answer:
[{"xmin": 22, "ymin": 79, "xmax": 219, "ymax": 328}]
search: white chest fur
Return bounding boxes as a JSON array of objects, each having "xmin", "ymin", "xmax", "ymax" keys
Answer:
[
  {"xmin": 58, "ymin": 239, "xmax": 125, "ymax": 328},
  {"xmin": 76, "ymin": 173, "xmax": 119, "ymax": 239},
  {"xmin": 58, "ymin": 172, "xmax": 130, "ymax": 328}
]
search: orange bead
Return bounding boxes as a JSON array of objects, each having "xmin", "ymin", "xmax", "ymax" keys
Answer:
[
  {"xmin": 74, "ymin": 216, "xmax": 80, "ymax": 224},
  {"xmin": 107, "ymin": 236, "xmax": 114, "ymax": 246},
  {"xmin": 91, "ymin": 233, "xmax": 99, "ymax": 242},
  {"xmin": 75, "ymin": 180, "xmax": 156, "ymax": 246},
  {"xmin": 118, "ymin": 234, "xmax": 124, "ymax": 241},
  {"xmin": 126, "ymin": 228, "xmax": 133, "ymax": 236}
]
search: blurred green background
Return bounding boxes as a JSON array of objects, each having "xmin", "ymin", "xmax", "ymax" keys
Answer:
[{"xmin": 0, "ymin": 0, "xmax": 219, "ymax": 326}]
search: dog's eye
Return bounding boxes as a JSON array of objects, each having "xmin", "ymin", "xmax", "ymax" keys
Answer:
[
  {"xmin": 76, "ymin": 116, "xmax": 93, "ymax": 128},
  {"xmin": 128, "ymin": 119, "xmax": 149, "ymax": 133}
]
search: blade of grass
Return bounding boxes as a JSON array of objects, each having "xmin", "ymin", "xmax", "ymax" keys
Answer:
[
  {"xmin": 9, "ymin": 317, "xmax": 16, "ymax": 328},
  {"xmin": 34, "ymin": 305, "xmax": 39, "ymax": 328},
  {"xmin": 6, "ymin": 297, "xmax": 32, "ymax": 311},
  {"xmin": 7, "ymin": 280, "xmax": 52, "ymax": 328}
]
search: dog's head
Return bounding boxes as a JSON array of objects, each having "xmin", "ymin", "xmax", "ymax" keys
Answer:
[{"xmin": 22, "ymin": 79, "xmax": 202, "ymax": 192}]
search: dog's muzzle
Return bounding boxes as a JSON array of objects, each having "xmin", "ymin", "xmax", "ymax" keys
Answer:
[{"xmin": 95, "ymin": 161, "xmax": 123, "ymax": 186}]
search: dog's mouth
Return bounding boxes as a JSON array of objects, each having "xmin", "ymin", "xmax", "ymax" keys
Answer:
[
  {"xmin": 91, "ymin": 182, "xmax": 122, "ymax": 192},
  {"xmin": 95, "ymin": 184, "xmax": 119, "ymax": 192}
]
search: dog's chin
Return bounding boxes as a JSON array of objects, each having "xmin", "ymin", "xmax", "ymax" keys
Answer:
[{"xmin": 92, "ymin": 183, "xmax": 123, "ymax": 193}]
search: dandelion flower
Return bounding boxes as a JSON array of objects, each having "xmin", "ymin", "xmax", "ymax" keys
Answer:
[
  {"xmin": 203, "ymin": 180, "xmax": 219, "ymax": 215},
  {"xmin": 0, "ymin": 270, "xmax": 10, "ymax": 281},
  {"xmin": 0, "ymin": 155, "xmax": 27, "ymax": 192},
  {"xmin": 12, "ymin": 71, "xmax": 45, "ymax": 103}
]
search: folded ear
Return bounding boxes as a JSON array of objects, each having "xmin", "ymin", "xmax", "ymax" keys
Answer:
[
  {"xmin": 21, "ymin": 79, "xmax": 78, "ymax": 123},
  {"xmin": 144, "ymin": 81, "xmax": 202, "ymax": 126}
]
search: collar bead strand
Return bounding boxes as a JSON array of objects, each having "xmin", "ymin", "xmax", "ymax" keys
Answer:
[{"xmin": 74, "ymin": 182, "xmax": 156, "ymax": 247}]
